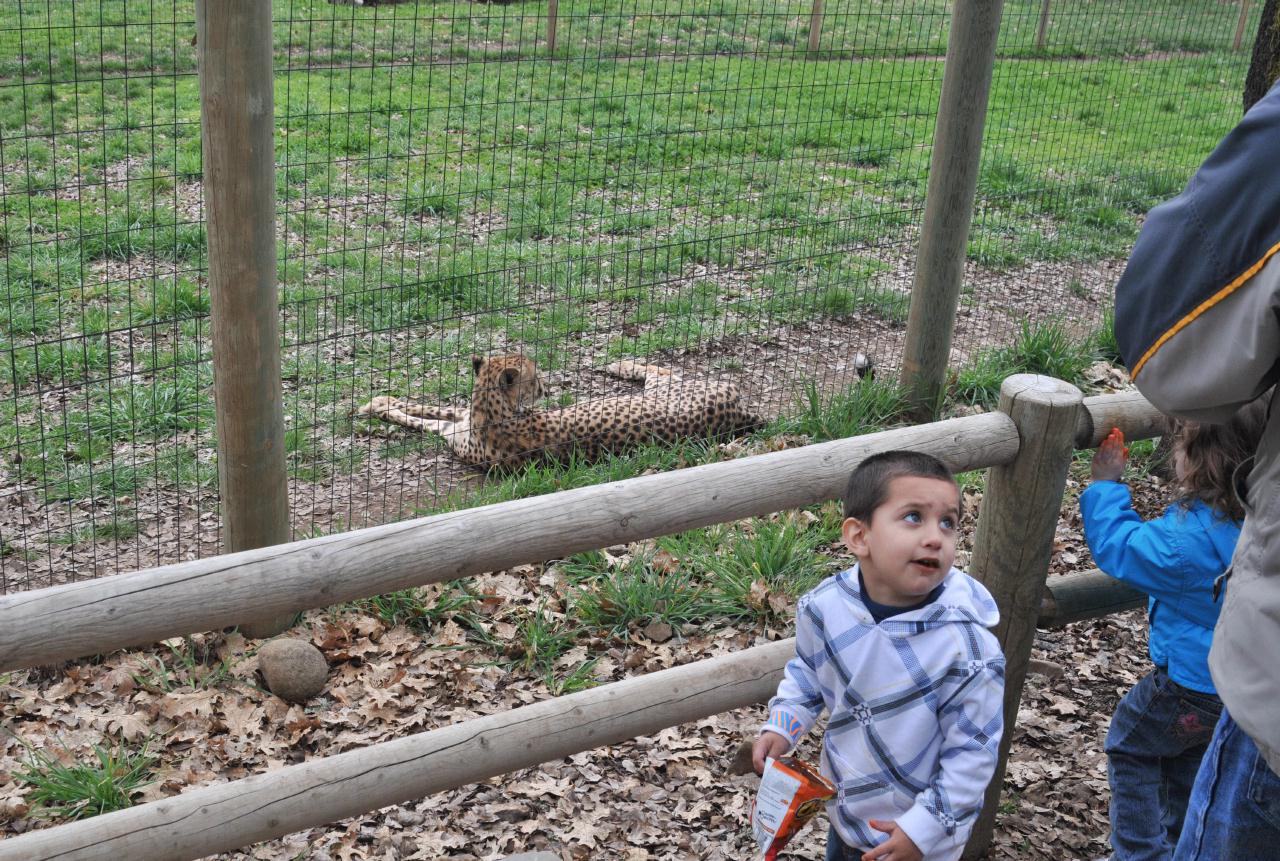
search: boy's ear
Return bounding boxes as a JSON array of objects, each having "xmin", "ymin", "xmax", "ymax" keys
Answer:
[{"xmin": 841, "ymin": 516, "xmax": 870, "ymax": 557}]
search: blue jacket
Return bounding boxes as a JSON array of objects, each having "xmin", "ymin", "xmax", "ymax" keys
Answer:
[{"xmin": 1079, "ymin": 481, "xmax": 1238, "ymax": 694}]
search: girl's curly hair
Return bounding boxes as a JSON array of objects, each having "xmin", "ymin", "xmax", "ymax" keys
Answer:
[{"xmin": 1172, "ymin": 393, "xmax": 1272, "ymax": 522}]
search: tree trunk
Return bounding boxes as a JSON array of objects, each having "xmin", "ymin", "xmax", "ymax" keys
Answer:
[{"xmin": 1244, "ymin": 0, "xmax": 1280, "ymax": 112}]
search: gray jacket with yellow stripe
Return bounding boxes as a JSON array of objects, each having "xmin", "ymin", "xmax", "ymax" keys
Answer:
[{"xmin": 1115, "ymin": 79, "xmax": 1280, "ymax": 774}]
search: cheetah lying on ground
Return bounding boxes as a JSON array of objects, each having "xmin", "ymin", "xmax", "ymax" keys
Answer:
[{"xmin": 354, "ymin": 355, "xmax": 761, "ymax": 469}]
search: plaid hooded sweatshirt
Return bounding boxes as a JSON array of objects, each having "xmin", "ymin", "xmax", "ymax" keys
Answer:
[{"xmin": 762, "ymin": 565, "xmax": 1005, "ymax": 860}]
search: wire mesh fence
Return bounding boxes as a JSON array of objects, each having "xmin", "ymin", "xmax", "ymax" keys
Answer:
[{"xmin": 0, "ymin": 0, "xmax": 1258, "ymax": 593}]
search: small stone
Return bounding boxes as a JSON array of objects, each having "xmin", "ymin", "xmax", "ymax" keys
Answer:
[
  {"xmin": 641, "ymin": 620, "xmax": 673, "ymax": 643},
  {"xmin": 257, "ymin": 638, "xmax": 328, "ymax": 703},
  {"xmin": 730, "ymin": 740, "xmax": 756, "ymax": 776}
]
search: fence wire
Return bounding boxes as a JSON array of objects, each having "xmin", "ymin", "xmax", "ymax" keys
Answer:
[{"xmin": 0, "ymin": 0, "xmax": 1257, "ymax": 592}]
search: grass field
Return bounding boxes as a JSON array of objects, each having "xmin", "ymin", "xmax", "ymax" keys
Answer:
[{"xmin": 0, "ymin": 0, "xmax": 1255, "ymax": 580}]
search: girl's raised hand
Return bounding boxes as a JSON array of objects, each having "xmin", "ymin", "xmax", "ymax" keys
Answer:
[{"xmin": 1091, "ymin": 427, "xmax": 1129, "ymax": 482}]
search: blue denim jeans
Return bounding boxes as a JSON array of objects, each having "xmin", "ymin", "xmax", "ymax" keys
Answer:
[
  {"xmin": 825, "ymin": 823, "xmax": 866, "ymax": 860},
  {"xmin": 1105, "ymin": 667, "xmax": 1222, "ymax": 861},
  {"xmin": 1173, "ymin": 709, "xmax": 1280, "ymax": 860}
]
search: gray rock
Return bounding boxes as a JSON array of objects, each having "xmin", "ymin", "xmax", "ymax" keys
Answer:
[{"xmin": 257, "ymin": 638, "xmax": 328, "ymax": 703}]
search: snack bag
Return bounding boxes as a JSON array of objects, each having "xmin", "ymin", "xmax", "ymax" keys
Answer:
[{"xmin": 751, "ymin": 756, "xmax": 837, "ymax": 860}]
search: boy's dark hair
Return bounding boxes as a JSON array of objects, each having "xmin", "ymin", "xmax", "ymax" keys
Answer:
[
  {"xmin": 1172, "ymin": 393, "xmax": 1271, "ymax": 522},
  {"xmin": 843, "ymin": 450, "xmax": 957, "ymax": 521}
]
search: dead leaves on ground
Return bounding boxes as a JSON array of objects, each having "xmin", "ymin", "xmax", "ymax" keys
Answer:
[{"xmin": 0, "ymin": 468, "xmax": 1173, "ymax": 860}]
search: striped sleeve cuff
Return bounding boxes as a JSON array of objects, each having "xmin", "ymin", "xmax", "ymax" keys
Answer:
[{"xmin": 762, "ymin": 708, "xmax": 807, "ymax": 745}]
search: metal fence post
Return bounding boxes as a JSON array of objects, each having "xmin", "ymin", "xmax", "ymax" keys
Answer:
[
  {"xmin": 899, "ymin": 0, "xmax": 1006, "ymax": 419},
  {"xmin": 962, "ymin": 374, "xmax": 1083, "ymax": 858},
  {"xmin": 196, "ymin": 0, "xmax": 292, "ymax": 638}
]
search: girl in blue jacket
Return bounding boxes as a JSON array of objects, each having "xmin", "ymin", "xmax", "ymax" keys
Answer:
[{"xmin": 1081, "ymin": 399, "xmax": 1268, "ymax": 861}]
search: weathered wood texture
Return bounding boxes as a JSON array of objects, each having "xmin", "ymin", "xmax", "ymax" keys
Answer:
[
  {"xmin": 1236, "ymin": 0, "xmax": 1253, "ymax": 51},
  {"xmin": 0, "ymin": 413, "xmax": 1018, "ymax": 672},
  {"xmin": 899, "ymin": 0, "xmax": 1005, "ymax": 418},
  {"xmin": 0, "ymin": 640, "xmax": 794, "ymax": 861},
  {"xmin": 964, "ymin": 375, "xmax": 1083, "ymax": 859},
  {"xmin": 808, "ymin": 0, "xmax": 824, "ymax": 52},
  {"xmin": 1075, "ymin": 391, "xmax": 1166, "ymax": 449},
  {"xmin": 197, "ymin": 0, "xmax": 291, "ymax": 637},
  {"xmin": 1039, "ymin": 569, "xmax": 1147, "ymax": 628}
]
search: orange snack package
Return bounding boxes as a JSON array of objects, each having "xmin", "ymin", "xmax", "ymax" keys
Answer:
[{"xmin": 751, "ymin": 756, "xmax": 837, "ymax": 860}]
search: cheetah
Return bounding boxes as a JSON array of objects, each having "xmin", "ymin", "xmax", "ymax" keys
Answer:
[{"xmin": 354, "ymin": 355, "xmax": 761, "ymax": 469}]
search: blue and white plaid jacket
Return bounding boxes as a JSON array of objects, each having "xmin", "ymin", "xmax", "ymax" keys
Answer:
[{"xmin": 762, "ymin": 565, "xmax": 1005, "ymax": 860}]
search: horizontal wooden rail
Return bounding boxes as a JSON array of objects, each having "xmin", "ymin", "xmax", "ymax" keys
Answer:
[
  {"xmin": 1075, "ymin": 390, "xmax": 1165, "ymax": 450},
  {"xmin": 0, "ymin": 391, "xmax": 1162, "ymax": 674},
  {"xmin": 0, "ymin": 639, "xmax": 794, "ymax": 861},
  {"xmin": 0, "ymin": 413, "xmax": 1018, "ymax": 672},
  {"xmin": 1039, "ymin": 568, "xmax": 1146, "ymax": 628}
]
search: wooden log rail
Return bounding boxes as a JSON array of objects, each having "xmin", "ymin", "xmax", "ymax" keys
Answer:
[
  {"xmin": 0, "ymin": 641, "xmax": 794, "ymax": 861},
  {"xmin": 1040, "ymin": 568, "xmax": 1147, "ymax": 628},
  {"xmin": 0, "ymin": 414, "xmax": 1016, "ymax": 673},
  {"xmin": 0, "ymin": 384, "xmax": 1166, "ymax": 861},
  {"xmin": 0, "ymin": 390, "xmax": 1161, "ymax": 675}
]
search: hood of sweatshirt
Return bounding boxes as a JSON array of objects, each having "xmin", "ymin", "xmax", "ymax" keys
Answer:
[{"xmin": 837, "ymin": 564, "xmax": 1000, "ymax": 636}]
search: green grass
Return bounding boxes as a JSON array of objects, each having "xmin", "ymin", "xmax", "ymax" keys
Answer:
[
  {"xmin": 570, "ymin": 552, "xmax": 732, "ymax": 633},
  {"xmin": 776, "ymin": 377, "xmax": 910, "ymax": 442},
  {"xmin": 0, "ymin": 0, "xmax": 1251, "ymax": 574},
  {"xmin": 129, "ymin": 637, "xmax": 241, "ymax": 693},
  {"xmin": 354, "ymin": 583, "xmax": 478, "ymax": 633},
  {"xmin": 951, "ymin": 318, "xmax": 1101, "ymax": 408},
  {"xmin": 15, "ymin": 738, "xmax": 157, "ymax": 821}
]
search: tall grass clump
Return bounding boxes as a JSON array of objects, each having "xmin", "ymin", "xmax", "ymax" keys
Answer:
[
  {"xmin": 952, "ymin": 318, "xmax": 1097, "ymax": 407},
  {"xmin": 16, "ymin": 739, "xmax": 156, "ymax": 821},
  {"xmin": 775, "ymin": 377, "xmax": 909, "ymax": 442}
]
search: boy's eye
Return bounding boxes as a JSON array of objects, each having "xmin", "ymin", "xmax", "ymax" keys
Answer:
[
  {"xmin": 941, "ymin": 516, "xmax": 956, "ymax": 530},
  {"xmin": 904, "ymin": 511, "xmax": 922, "ymax": 523}
]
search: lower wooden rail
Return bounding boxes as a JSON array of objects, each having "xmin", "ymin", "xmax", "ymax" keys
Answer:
[{"xmin": 0, "ymin": 640, "xmax": 793, "ymax": 861}]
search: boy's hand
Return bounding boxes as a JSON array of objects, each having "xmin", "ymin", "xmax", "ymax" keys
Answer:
[
  {"xmin": 751, "ymin": 731, "xmax": 791, "ymax": 775},
  {"xmin": 1090, "ymin": 426, "xmax": 1129, "ymax": 482},
  {"xmin": 862, "ymin": 820, "xmax": 923, "ymax": 861}
]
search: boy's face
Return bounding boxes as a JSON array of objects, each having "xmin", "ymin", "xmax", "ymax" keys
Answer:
[{"xmin": 841, "ymin": 475, "xmax": 960, "ymax": 607}]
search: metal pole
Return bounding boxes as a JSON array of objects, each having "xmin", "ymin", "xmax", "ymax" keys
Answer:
[
  {"xmin": 196, "ymin": 0, "xmax": 292, "ymax": 638},
  {"xmin": 899, "ymin": 0, "xmax": 1006, "ymax": 419}
]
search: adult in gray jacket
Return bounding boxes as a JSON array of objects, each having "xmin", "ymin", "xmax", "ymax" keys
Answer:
[{"xmin": 1114, "ymin": 79, "xmax": 1280, "ymax": 859}]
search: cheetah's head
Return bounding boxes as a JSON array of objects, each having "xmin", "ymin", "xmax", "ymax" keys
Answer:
[{"xmin": 471, "ymin": 354, "xmax": 545, "ymax": 412}]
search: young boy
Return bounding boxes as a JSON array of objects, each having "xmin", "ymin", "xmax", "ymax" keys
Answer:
[{"xmin": 753, "ymin": 450, "xmax": 1006, "ymax": 861}]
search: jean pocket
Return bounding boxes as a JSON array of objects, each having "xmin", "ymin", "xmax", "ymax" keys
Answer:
[
  {"xmin": 1249, "ymin": 754, "xmax": 1280, "ymax": 831},
  {"xmin": 1169, "ymin": 694, "xmax": 1222, "ymax": 747}
]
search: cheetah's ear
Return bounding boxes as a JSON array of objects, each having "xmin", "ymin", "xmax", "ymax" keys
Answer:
[
  {"xmin": 471, "ymin": 355, "xmax": 485, "ymax": 376},
  {"xmin": 499, "ymin": 368, "xmax": 519, "ymax": 389}
]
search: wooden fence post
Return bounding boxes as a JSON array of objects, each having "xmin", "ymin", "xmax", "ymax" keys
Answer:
[
  {"xmin": 1234, "ymin": 0, "xmax": 1252, "ymax": 51},
  {"xmin": 547, "ymin": 0, "xmax": 559, "ymax": 54},
  {"xmin": 1035, "ymin": 0, "xmax": 1051, "ymax": 50},
  {"xmin": 899, "ymin": 0, "xmax": 1006, "ymax": 419},
  {"xmin": 808, "ymin": 0, "xmax": 825, "ymax": 54},
  {"xmin": 963, "ymin": 374, "xmax": 1083, "ymax": 859},
  {"xmin": 196, "ymin": 0, "xmax": 292, "ymax": 638}
]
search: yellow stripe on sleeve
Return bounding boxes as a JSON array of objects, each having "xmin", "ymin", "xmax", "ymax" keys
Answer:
[{"xmin": 1132, "ymin": 239, "xmax": 1280, "ymax": 379}]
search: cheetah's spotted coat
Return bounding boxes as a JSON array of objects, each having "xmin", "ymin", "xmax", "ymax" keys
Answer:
[{"xmin": 355, "ymin": 355, "xmax": 760, "ymax": 469}]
